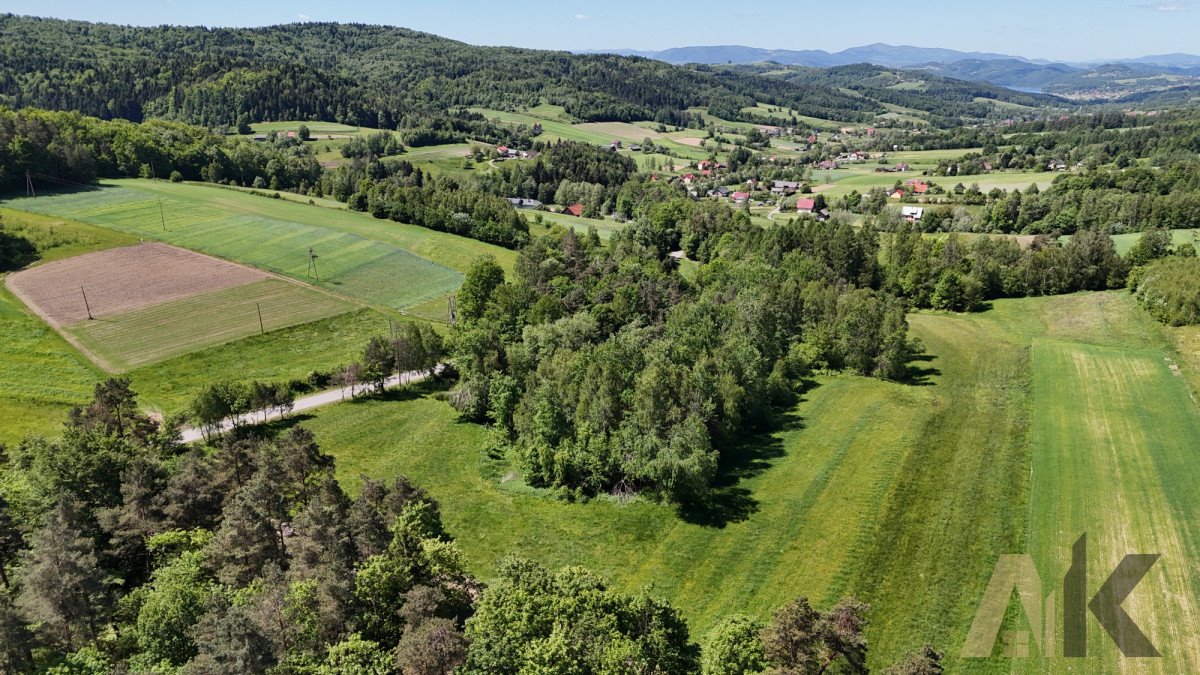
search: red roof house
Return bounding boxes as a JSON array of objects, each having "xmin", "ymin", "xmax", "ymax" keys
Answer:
[
  {"xmin": 563, "ymin": 203, "xmax": 584, "ymax": 216},
  {"xmin": 731, "ymin": 191, "xmax": 750, "ymax": 203},
  {"xmin": 796, "ymin": 198, "xmax": 817, "ymax": 213}
]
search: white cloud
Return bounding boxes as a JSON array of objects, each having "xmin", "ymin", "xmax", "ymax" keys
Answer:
[
  {"xmin": 299, "ymin": 13, "xmax": 311, "ymax": 20},
  {"xmin": 574, "ymin": 14, "xmax": 589, "ymax": 20}
]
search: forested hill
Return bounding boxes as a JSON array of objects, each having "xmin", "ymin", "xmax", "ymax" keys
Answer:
[
  {"xmin": 725, "ymin": 63, "xmax": 1062, "ymax": 126},
  {"xmin": 0, "ymin": 15, "xmax": 1050, "ymax": 129},
  {"xmin": 0, "ymin": 15, "xmax": 871, "ymax": 126}
]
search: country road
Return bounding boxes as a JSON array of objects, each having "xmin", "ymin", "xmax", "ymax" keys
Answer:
[{"xmin": 180, "ymin": 366, "xmax": 442, "ymax": 443}]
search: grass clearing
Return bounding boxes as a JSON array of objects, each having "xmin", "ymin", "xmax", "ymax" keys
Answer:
[{"xmin": 66, "ymin": 279, "xmax": 355, "ymax": 370}]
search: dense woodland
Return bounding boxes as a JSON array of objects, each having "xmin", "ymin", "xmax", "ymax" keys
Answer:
[
  {"xmin": 0, "ymin": 381, "xmax": 944, "ymax": 673},
  {"xmin": 0, "ymin": 15, "xmax": 897, "ymax": 130}
]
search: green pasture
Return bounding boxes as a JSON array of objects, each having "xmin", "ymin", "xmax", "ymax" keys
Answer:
[{"xmin": 0, "ymin": 283, "xmax": 104, "ymax": 445}]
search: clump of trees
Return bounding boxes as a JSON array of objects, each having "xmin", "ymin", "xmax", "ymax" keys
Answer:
[
  {"xmin": 450, "ymin": 210, "xmax": 919, "ymax": 503},
  {"xmin": 879, "ymin": 221, "xmax": 1130, "ymax": 312}
]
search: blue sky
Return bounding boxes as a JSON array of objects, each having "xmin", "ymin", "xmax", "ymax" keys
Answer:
[{"xmin": 6, "ymin": 0, "xmax": 1200, "ymax": 62}]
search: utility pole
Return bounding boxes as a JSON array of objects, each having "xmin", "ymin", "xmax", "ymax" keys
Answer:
[
  {"xmin": 448, "ymin": 295, "xmax": 456, "ymax": 325},
  {"xmin": 256, "ymin": 302, "xmax": 265, "ymax": 334},
  {"xmin": 159, "ymin": 200, "xmax": 166, "ymax": 231},
  {"xmin": 80, "ymin": 286, "xmax": 93, "ymax": 320},
  {"xmin": 307, "ymin": 247, "xmax": 319, "ymax": 281},
  {"xmin": 25, "ymin": 171, "xmax": 35, "ymax": 197}
]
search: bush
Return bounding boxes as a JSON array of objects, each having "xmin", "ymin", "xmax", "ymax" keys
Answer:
[
  {"xmin": 1131, "ymin": 255, "xmax": 1200, "ymax": 326},
  {"xmin": 169, "ymin": 170, "xmax": 184, "ymax": 182}
]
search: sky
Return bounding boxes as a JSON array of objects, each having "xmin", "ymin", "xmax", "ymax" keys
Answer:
[{"xmin": 5, "ymin": 0, "xmax": 1200, "ymax": 62}]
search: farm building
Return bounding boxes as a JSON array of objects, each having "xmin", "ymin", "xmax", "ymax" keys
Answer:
[
  {"xmin": 772, "ymin": 181, "xmax": 800, "ymax": 195},
  {"xmin": 817, "ymin": 160, "xmax": 840, "ymax": 170},
  {"xmin": 562, "ymin": 203, "xmax": 584, "ymax": 216}
]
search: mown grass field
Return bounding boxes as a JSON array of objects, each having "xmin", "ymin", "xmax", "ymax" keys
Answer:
[
  {"xmin": 810, "ymin": 166, "xmax": 1061, "ymax": 200},
  {"xmin": 5, "ymin": 180, "xmax": 518, "ymax": 311},
  {"xmin": 66, "ymin": 279, "xmax": 355, "ymax": 371},
  {"xmin": 297, "ymin": 291, "xmax": 1199, "ymax": 671}
]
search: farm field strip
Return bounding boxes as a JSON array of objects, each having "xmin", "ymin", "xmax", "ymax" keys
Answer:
[
  {"xmin": 65, "ymin": 279, "xmax": 355, "ymax": 370},
  {"xmin": 1025, "ymin": 338, "xmax": 1200, "ymax": 672},
  {"xmin": 5, "ymin": 182, "xmax": 468, "ymax": 310}
]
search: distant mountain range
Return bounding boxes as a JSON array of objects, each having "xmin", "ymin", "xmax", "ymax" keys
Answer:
[
  {"xmin": 586, "ymin": 43, "xmax": 1200, "ymax": 70},
  {"xmin": 588, "ymin": 44, "xmax": 1039, "ymax": 68},
  {"xmin": 584, "ymin": 44, "xmax": 1200, "ymax": 102}
]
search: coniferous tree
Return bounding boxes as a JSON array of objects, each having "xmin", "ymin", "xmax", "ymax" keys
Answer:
[{"xmin": 16, "ymin": 500, "xmax": 109, "ymax": 651}]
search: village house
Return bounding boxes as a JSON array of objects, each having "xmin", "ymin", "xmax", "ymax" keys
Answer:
[
  {"xmin": 771, "ymin": 180, "xmax": 801, "ymax": 195},
  {"xmin": 562, "ymin": 203, "xmax": 584, "ymax": 216},
  {"xmin": 796, "ymin": 198, "xmax": 816, "ymax": 214},
  {"xmin": 890, "ymin": 188, "xmax": 907, "ymax": 199},
  {"xmin": 905, "ymin": 180, "xmax": 930, "ymax": 194},
  {"xmin": 682, "ymin": 173, "xmax": 697, "ymax": 185},
  {"xmin": 817, "ymin": 160, "xmax": 840, "ymax": 171},
  {"xmin": 901, "ymin": 206, "xmax": 925, "ymax": 222},
  {"xmin": 730, "ymin": 191, "xmax": 750, "ymax": 204}
]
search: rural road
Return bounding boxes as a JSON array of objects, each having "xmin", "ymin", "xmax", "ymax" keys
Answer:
[{"xmin": 179, "ymin": 366, "xmax": 442, "ymax": 443}]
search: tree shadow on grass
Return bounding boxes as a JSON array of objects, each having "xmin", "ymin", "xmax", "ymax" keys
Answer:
[
  {"xmin": 246, "ymin": 412, "xmax": 317, "ymax": 439},
  {"xmin": 675, "ymin": 394, "xmax": 811, "ymax": 529},
  {"xmin": 902, "ymin": 352, "xmax": 941, "ymax": 387}
]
